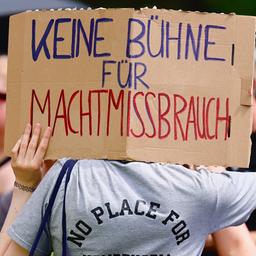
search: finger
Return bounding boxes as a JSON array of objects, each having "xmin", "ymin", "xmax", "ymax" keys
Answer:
[
  {"xmin": 17, "ymin": 123, "xmax": 32, "ymax": 161},
  {"xmin": 11, "ymin": 137, "xmax": 22, "ymax": 162},
  {"xmin": 26, "ymin": 123, "xmax": 41, "ymax": 160},
  {"xmin": 33, "ymin": 127, "xmax": 52, "ymax": 163}
]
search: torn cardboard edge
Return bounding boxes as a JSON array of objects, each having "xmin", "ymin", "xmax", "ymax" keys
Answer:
[{"xmin": 24, "ymin": 6, "xmax": 239, "ymax": 15}]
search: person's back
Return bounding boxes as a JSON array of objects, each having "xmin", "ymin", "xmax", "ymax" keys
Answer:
[{"xmin": 8, "ymin": 159, "xmax": 256, "ymax": 256}]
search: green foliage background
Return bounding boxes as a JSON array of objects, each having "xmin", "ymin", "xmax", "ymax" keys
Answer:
[{"xmin": 80, "ymin": 0, "xmax": 256, "ymax": 16}]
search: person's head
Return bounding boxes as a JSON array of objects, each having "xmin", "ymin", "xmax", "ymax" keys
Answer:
[{"xmin": 0, "ymin": 55, "xmax": 8, "ymax": 150}]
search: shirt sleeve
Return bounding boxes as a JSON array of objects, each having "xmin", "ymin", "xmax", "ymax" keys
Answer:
[
  {"xmin": 206, "ymin": 170, "xmax": 256, "ymax": 233},
  {"xmin": 7, "ymin": 159, "xmax": 65, "ymax": 256}
]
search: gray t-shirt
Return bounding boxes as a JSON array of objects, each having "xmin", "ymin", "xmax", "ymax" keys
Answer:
[{"xmin": 8, "ymin": 159, "xmax": 256, "ymax": 256}]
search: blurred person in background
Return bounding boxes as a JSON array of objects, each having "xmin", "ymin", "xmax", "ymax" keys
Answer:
[
  {"xmin": 0, "ymin": 56, "xmax": 13, "ymax": 194},
  {"xmin": 0, "ymin": 15, "xmax": 15, "ymax": 229}
]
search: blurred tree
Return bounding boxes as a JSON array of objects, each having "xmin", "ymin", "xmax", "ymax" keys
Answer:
[
  {"xmin": 80, "ymin": 0, "xmax": 256, "ymax": 15},
  {"xmin": 206, "ymin": 0, "xmax": 256, "ymax": 15},
  {"xmin": 80, "ymin": 0, "xmax": 207, "ymax": 10}
]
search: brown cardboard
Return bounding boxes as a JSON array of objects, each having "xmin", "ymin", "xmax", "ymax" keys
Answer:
[{"xmin": 4, "ymin": 9, "xmax": 256, "ymax": 167}]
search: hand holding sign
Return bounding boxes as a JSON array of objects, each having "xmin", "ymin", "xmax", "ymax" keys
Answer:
[{"xmin": 11, "ymin": 123, "xmax": 52, "ymax": 189}]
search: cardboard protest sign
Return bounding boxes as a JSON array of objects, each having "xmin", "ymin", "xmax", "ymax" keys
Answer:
[{"xmin": 4, "ymin": 8, "xmax": 256, "ymax": 166}]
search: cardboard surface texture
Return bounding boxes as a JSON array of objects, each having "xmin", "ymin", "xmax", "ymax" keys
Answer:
[{"xmin": 4, "ymin": 9, "xmax": 256, "ymax": 166}]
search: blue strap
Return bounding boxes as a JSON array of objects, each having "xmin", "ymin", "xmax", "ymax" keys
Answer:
[
  {"xmin": 29, "ymin": 159, "xmax": 77, "ymax": 256},
  {"xmin": 62, "ymin": 160, "xmax": 77, "ymax": 256}
]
